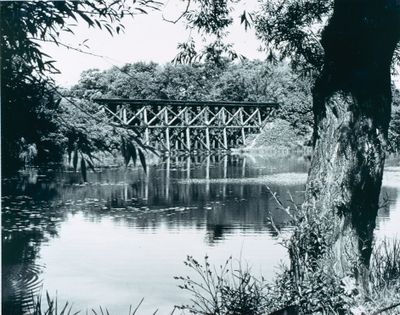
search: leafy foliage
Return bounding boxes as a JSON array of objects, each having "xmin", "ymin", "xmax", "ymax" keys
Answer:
[
  {"xmin": 171, "ymin": 0, "xmax": 331, "ymax": 74},
  {"xmin": 1, "ymin": 0, "xmax": 159, "ymax": 173},
  {"xmin": 1, "ymin": 78, "xmax": 65, "ymax": 171},
  {"xmin": 71, "ymin": 61, "xmax": 223, "ymax": 101},
  {"xmin": 255, "ymin": 0, "xmax": 332, "ymax": 75},
  {"xmin": 213, "ymin": 61, "xmax": 313, "ymax": 137},
  {"xmin": 1, "ymin": 1, "xmax": 160, "ymax": 79},
  {"xmin": 172, "ymin": 0, "xmax": 246, "ymax": 66},
  {"xmin": 256, "ymin": 0, "xmax": 400, "ymax": 88},
  {"xmin": 57, "ymin": 95, "xmax": 155, "ymax": 180},
  {"xmin": 185, "ymin": 0, "xmax": 233, "ymax": 35}
]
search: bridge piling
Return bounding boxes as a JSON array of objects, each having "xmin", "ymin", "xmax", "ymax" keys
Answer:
[{"xmin": 164, "ymin": 108, "xmax": 170, "ymax": 151}]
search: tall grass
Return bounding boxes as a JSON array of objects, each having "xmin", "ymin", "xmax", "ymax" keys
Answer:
[
  {"xmin": 367, "ymin": 239, "xmax": 400, "ymax": 314},
  {"xmin": 28, "ymin": 293, "xmax": 165, "ymax": 315},
  {"xmin": 175, "ymin": 256, "xmax": 267, "ymax": 315},
  {"xmin": 371, "ymin": 239, "xmax": 400, "ymax": 289},
  {"xmin": 30, "ymin": 292, "xmax": 79, "ymax": 315}
]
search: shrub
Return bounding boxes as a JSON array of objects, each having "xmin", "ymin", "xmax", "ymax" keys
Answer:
[{"xmin": 176, "ymin": 255, "xmax": 268, "ymax": 315}]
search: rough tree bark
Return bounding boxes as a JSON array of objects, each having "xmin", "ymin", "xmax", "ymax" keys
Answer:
[{"xmin": 304, "ymin": 0, "xmax": 400, "ymax": 288}]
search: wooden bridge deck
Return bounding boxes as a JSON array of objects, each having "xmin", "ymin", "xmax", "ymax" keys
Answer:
[{"xmin": 94, "ymin": 99, "xmax": 278, "ymax": 152}]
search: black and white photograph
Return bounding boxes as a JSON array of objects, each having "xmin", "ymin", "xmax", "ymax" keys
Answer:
[{"xmin": 2, "ymin": 1, "xmax": 400, "ymax": 314}]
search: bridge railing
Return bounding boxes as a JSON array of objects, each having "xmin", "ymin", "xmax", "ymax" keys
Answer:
[{"xmin": 93, "ymin": 99, "xmax": 279, "ymax": 152}]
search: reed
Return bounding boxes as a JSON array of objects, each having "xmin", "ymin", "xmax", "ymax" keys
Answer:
[{"xmin": 175, "ymin": 255, "xmax": 268, "ymax": 315}]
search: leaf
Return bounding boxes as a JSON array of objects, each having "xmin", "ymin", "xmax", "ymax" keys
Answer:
[
  {"xmin": 81, "ymin": 158, "xmax": 87, "ymax": 182},
  {"xmin": 127, "ymin": 141, "xmax": 137, "ymax": 166},
  {"xmin": 240, "ymin": 11, "xmax": 253, "ymax": 31},
  {"xmin": 59, "ymin": 302, "xmax": 69, "ymax": 315},
  {"xmin": 78, "ymin": 12, "xmax": 94, "ymax": 27},
  {"xmin": 73, "ymin": 149, "xmax": 78, "ymax": 171},
  {"xmin": 54, "ymin": 97, "xmax": 62, "ymax": 107},
  {"xmin": 46, "ymin": 291, "xmax": 53, "ymax": 312},
  {"xmin": 86, "ymin": 158, "xmax": 96, "ymax": 172},
  {"xmin": 87, "ymin": 151, "xmax": 100, "ymax": 163},
  {"xmin": 121, "ymin": 136, "xmax": 130, "ymax": 166},
  {"xmin": 95, "ymin": 20, "xmax": 102, "ymax": 29},
  {"xmin": 104, "ymin": 24, "xmax": 114, "ymax": 36},
  {"xmin": 121, "ymin": 136, "xmax": 126, "ymax": 159},
  {"xmin": 135, "ymin": 7, "xmax": 148, "ymax": 14},
  {"xmin": 138, "ymin": 148, "xmax": 147, "ymax": 173},
  {"xmin": 131, "ymin": 297, "xmax": 144, "ymax": 315}
]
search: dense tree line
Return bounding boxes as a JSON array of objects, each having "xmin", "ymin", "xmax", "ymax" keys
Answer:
[{"xmin": 70, "ymin": 60, "xmax": 314, "ymax": 136}]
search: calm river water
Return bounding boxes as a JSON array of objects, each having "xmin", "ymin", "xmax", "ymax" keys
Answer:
[{"xmin": 2, "ymin": 154, "xmax": 400, "ymax": 314}]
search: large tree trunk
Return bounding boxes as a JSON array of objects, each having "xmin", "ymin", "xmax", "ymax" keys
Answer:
[{"xmin": 304, "ymin": 0, "xmax": 400, "ymax": 289}]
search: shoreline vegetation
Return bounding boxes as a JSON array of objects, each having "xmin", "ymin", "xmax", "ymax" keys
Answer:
[{"xmin": 27, "ymin": 213, "xmax": 400, "ymax": 315}]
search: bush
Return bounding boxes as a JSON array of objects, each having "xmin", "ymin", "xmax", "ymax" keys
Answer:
[{"xmin": 176, "ymin": 255, "xmax": 268, "ymax": 315}]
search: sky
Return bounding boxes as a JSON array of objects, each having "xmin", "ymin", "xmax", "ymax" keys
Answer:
[
  {"xmin": 43, "ymin": 1, "xmax": 264, "ymax": 87},
  {"xmin": 42, "ymin": 1, "xmax": 399, "ymax": 88}
]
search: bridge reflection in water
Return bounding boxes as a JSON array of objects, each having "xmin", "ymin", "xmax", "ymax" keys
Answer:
[
  {"xmin": 96, "ymin": 153, "xmax": 308, "ymax": 239},
  {"xmin": 127, "ymin": 154, "xmax": 251, "ymax": 204}
]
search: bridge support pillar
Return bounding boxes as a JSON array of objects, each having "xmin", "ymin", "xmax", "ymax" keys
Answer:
[
  {"xmin": 143, "ymin": 107, "xmax": 149, "ymax": 145},
  {"xmin": 122, "ymin": 107, "xmax": 127, "ymax": 125},
  {"xmin": 164, "ymin": 108, "xmax": 170, "ymax": 151},
  {"xmin": 205, "ymin": 109, "xmax": 210, "ymax": 151},
  {"xmin": 240, "ymin": 108, "xmax": 246, "ymax": 145},
  {"xmin": 222, "ymin": 109, "xmax": 228, "ymax": 150},
  {"xmin": 185, "ymin": 110, "xmax": 191, "ymax": 152}
]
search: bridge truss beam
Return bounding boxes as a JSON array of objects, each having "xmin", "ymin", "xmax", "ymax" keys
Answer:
[{"xmin": 94, "ymin": 99, "xmax": 278, "ymax": 152}]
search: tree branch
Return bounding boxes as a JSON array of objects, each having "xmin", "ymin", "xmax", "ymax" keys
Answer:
[
  {"xmin": 162, "ymin": 0, "xmax": 191, "ymax": 24},
  {"xmin": 371, "ymin": 302, "xmax": 400, "ymax": 315},
  {"xmin": 30, "ymin": 38, "xmax": 107, "ymax": 59}
]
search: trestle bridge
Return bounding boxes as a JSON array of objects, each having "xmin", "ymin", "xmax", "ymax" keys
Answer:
[{"xmin": 94, "ymin": 99, "xmax": 278, "ymax": 152}]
